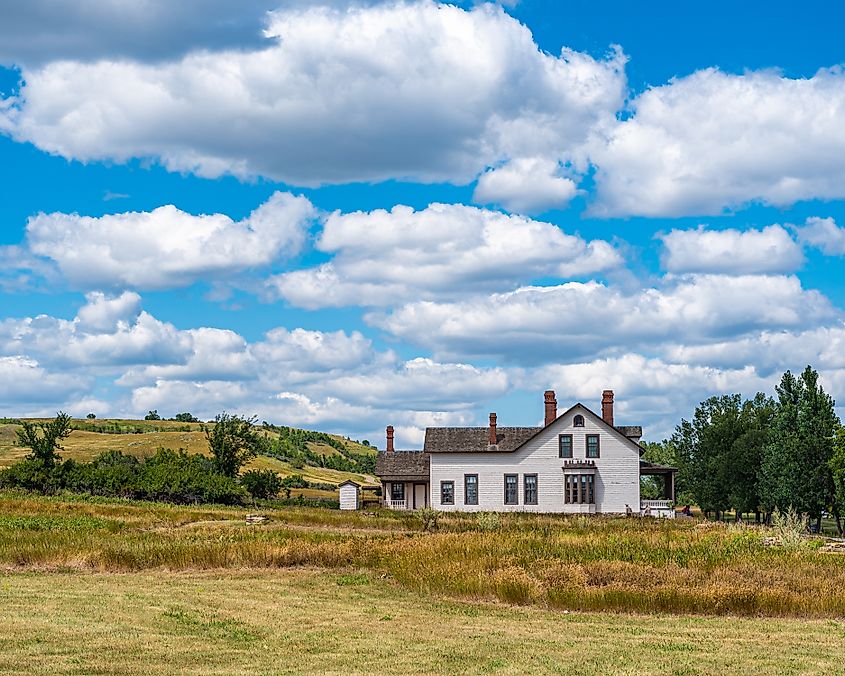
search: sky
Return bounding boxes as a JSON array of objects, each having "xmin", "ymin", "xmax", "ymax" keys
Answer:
[{"xmin": 2, "ymin": 0, "xmax": 845, "ymax": 447}]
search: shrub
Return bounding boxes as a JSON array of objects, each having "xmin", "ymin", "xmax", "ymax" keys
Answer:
[
  {"xmin": 241, "ymin": 469, "xmax": 282, "ymax": 499},
  {"xmin": 771, "ymin": 507, "xmax": 808, "ymax": 550},
  {"xmin": 0, "ymin": 458, "xmax": 56, "ymax": 492},
  {"xmin": 476, "ymin": 512, "xmax": 501, "ymax": 532},
  {"xmin": 281, "ymin": 474, "xmax": 308, "ymax": 489},
  {"xmin": 417, "ymin": 507, "xmax": 440, "ymax": 532},
  {"xmin": 139, "ymin": 448, "xmax": 246, "ymax": 505}
]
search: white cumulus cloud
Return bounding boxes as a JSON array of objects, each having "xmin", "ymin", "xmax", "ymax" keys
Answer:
[
  {"xmin": 25, "ymin": 192, "xmax": 315, "ymax": 289},
  {"xmin": 473, "ymin": 158, "xmax": 578, "ymax": 214},
  {"xmin": 794, "ymin": 216, "xmax": 845, "ymax": 256},
  {"xmin": 659, "ymin": 224, "xmax": 804, "ymax": 274},
  {"xmin": 372, "ymin": 274, "xmax": 837, "ymax": 362},
  {"xmin": 590, "ymin": 66, "xmax": 845, "ymax": 217},
  {"xmin": 0, "ymin": 2, "xmax": 626, "ymax": 186},
  {"xmin": 269, "ymin": 202, "xmax": 622, "ymax": 308}
]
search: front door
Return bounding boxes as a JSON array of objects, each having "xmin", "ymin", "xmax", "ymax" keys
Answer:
[{"xmin": 413, "ymin": 483, "xmax": 427, "ymax": 509}]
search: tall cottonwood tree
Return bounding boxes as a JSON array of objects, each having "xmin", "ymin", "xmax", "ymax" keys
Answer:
[
  {"xmin": 672, "ymin": 393, "xmax": 773, "ymax": 519},
  {"xmin": 759, "ymin": 367, "xmax": 838, "ymax": 526}
]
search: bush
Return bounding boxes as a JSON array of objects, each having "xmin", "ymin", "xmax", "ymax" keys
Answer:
[
  {"xmin": 476, "ymin": 512, "xmax": 501, "ymax": 532},
  {"xmin": 0, "ymin": 458, "xmax": 56, "ymax": 493},
  {"xmin": 281, "ymin": 474, "xmax": 308, "ymax": 489},
  {"xmin": 241, "ymin": 469, "xmax": 282, "ymax": 499},
  {"xmin": 139, "ymin": 448, "xmax": 246, "ymax": 505},
  {"xmin": 417, "ymin": 507, "xmax": 440, "ymax": 532},
  {"xmin": 771, "ymin": 507, "xmax": 808, "ymax": 550}
]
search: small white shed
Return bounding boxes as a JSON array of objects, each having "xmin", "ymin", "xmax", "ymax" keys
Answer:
[{"xmin": 338, "ymin": 480, "xmax": 361, "ymax": 510}]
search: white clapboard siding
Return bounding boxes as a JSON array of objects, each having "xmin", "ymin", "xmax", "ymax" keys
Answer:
[
  {"xmin": 338, "ymin": 482, "xmax": 360, "ymax": 510},
  {"xmin": 429, "ymin": 405, "xmax": 640, "ymax": 514}
]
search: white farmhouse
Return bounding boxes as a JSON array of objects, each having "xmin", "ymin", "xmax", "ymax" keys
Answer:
[{"xmin": 375, "ymin": 390, "xmax": 676, "ymax": 516}]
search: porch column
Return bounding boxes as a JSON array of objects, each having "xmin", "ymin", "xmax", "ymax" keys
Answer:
[{"xmin": 381, "ymin": 481, "xmax": 387, "ymax": 506}]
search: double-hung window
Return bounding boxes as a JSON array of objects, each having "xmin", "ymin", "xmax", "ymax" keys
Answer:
[
  {"xmin": 559, "ymin": 434, "xmax": 573, "ymax": 458},
  {"xmin": 565, "ymin": 474, "xmax": 595, "ymax": 504},
  {"xmin": 440, "ymin": 481, "xmax": 455, "ymax": 505},
  {"xmin": 524, "ymin": 474, "xmax": 538, "ymax": 505},
  {"xmin": 464, "ymin": 474, "xmax": 478, "ymax": 505},
  {"xmin": 391, "ymin": 483, "xmax": 405, "ymax": 502},
  {"xmin": 586, "ymin": 434, "xmax": 600, "ymax": 458},
  {"xmin": 504, "ymin": 474, "xmax": 518, "ymax": 505}
]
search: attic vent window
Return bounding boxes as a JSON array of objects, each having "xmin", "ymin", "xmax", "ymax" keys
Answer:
[{"xmin": 573, "ymin": 414, "xmax": 585, "ymax": 427}]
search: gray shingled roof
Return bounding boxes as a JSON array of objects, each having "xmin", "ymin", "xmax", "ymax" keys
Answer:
[
  {"xmin": 617, "ymin": 425, "xmax": 643, "ymax": 439},
  {"xmin": 424, "ymin": 426, "xmax": 540, "ymax": 453},
  {"xmin": 374, "ymin": 451, "xmax": 430, "ymax": 481},
  {"xmin": 421, "ymin": 407, "xmax": 644, "ymax": 455}
]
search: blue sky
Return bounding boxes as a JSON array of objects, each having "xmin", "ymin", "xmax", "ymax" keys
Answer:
[{"xmin": 1, "ymin": 0, "xmax": 845, "ymax": 446}]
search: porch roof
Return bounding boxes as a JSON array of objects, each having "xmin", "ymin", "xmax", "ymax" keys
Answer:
[
  {"xmin": 375, "ymin": 450, "xmax": 430, "ymax": 482},
  {"xmin": 640, "ymin": 459, "xmax": 678, "ymax": 475}
]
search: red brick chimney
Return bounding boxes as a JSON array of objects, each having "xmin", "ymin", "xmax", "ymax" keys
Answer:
[
  {"xmin": 488, "ymin": 413, "xmax": 497, "ymax": 445},
  {"xmin": 544, "ymin": 390, "xmax": 557, "ymax": 426},
  {"xmin": 386, "ymin": 425, "xmax": 394, "ymax": 453},
  {"xmin": 602, "ymin": 390, "xmax": 614, "ymax": 426}
]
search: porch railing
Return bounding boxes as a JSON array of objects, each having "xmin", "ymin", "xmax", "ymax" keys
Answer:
[
  {"xmin": 641, "ymin": 499, "xmax": 673, "ymax": 510},
  {"xmin": 641, "ymin": 499, "xmax": 675, "ymax": 518},
  {"xmin": 385, "ymin": 499, "xmax": 408, "ymax": 510}
]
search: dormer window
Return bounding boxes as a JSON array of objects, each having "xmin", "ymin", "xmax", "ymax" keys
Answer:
[{"xmin": 573, "ymin": 414, "xmax": 585, "ymax": 427}]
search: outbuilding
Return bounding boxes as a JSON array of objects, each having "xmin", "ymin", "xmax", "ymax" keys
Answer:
[{"xmin": 338, "ymin": 480, "xmax": 361, "ymax": 510}]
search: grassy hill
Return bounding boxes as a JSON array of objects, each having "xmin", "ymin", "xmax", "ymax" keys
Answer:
[{"xmin": 0, "ymin": 418, "xmax": 379, "ymax": 498}]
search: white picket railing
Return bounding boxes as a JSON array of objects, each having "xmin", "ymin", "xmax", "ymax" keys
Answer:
[
  {"xmin": 641, "ymin": 499, "xmax": 675, "ymax": 518},
  {"xmin": 386, "ymin": 499, "xmax": 408, "ymax": 510}
]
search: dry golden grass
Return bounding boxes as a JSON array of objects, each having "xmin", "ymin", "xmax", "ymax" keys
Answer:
[
  {"xmin": 3, "ymin": 492, "xmax": 845, "ymax": 618},
  {"xmin": 1, "ymin": 568, "xmax": 843, "ymax": 675}
]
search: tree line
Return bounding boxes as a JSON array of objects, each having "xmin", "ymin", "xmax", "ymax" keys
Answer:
[
  {"xmin": 0, "ymin": 413, "xmax": 290, "ymax": 504},
  {"xmin": 646, "ymin": 366, "xmax": 842, "ymax": 532}
]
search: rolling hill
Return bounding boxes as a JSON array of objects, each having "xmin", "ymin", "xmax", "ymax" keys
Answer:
[{"xmin": 0, "ymin": 418, "xmax": 380, "ymax": 498}]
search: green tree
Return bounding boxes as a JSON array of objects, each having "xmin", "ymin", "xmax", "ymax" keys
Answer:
[
  {"xmin": 241, "ymin": 469, "xmax": 282, "ymax": 499},
  {"xmin": 829, "ymin": 428, "xmax": 845, "ymax": 535},
  {"xmin": 16, "ymin": 412, "xmax": 72, "ymax": 470},
  {"xmin": 759, "ymin": 366, "xmax": 838, "ymax": 527},
  {"xmin": 174, "ymin": 412, "xmax": 199, "ymax": 423},
  {"xmin": 144, "ymin": 410, "xmax": 161, "ymax": 421},
  {"xmin": 672, "ymin": 393, "xmax": 772, "ymax": 519},
  {"xmin": 203, "ymin": 413, "xmax": 261, "ymax": 478}
]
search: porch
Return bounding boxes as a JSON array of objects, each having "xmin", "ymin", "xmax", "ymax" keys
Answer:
[
  {"xmin": 639, "ymin": 460, "xmax": 678, "ymax": 518},
  {"xmin": 381, "ymin": 479, "xmax": 430, "ymax": 510}
]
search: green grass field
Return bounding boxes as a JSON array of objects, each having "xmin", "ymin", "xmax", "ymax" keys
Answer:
[
  {"xmin": 2, "ymin": 492, "xmax": 845, "ymax": 673},
  {"xmin": 3, "ymin": 568, "xmax": 843, "ymax": 675}
]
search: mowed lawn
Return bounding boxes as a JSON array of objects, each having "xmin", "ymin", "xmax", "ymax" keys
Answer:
[{"xmin": 1, "ymin": 568, "xmax": 843, "ymax": 675}]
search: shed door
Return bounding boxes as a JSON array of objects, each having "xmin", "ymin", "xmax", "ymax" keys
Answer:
[{"xmin": 414, "ymin": 483, "xmax": 427, "ymax": 509}]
